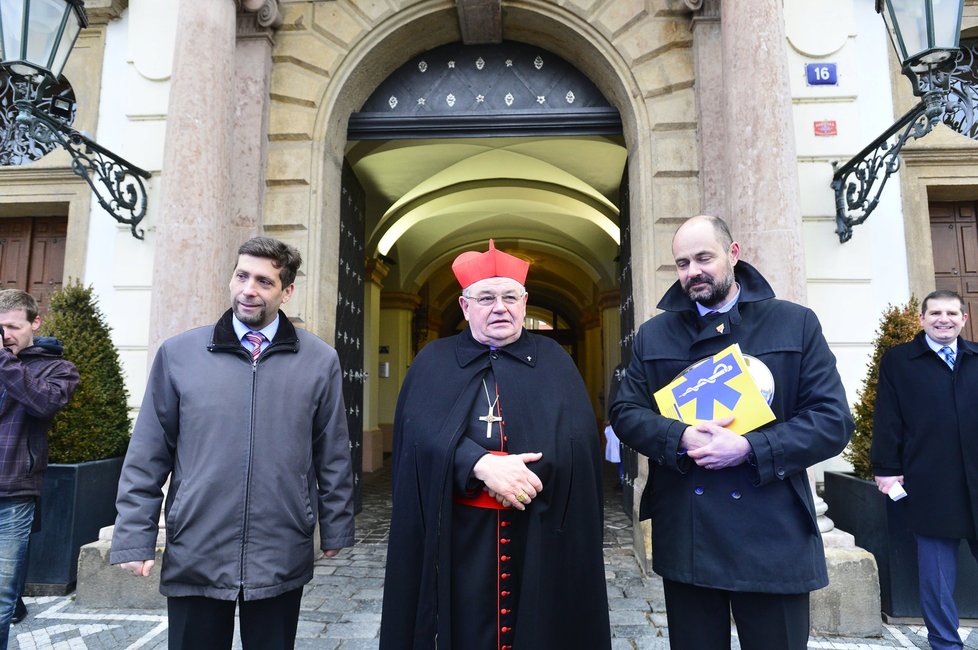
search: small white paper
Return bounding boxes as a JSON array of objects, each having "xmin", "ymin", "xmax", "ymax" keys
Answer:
[{"xmin": 887, "ymin": 481, "xmax": 907, "ymax": 501}]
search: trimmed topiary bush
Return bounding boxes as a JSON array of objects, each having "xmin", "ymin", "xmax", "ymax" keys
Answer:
[
  {"xmin": 39, "ymin": 282, "xmax": 131, "ymax": 463},
  {"xmin": 844, "ymin": 297, "xmax": 920, "ymax": 480}
]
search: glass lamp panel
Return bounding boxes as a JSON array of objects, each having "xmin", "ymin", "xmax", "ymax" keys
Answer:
[
  {"xmin": 48, "ymin": 3, "xmax": 80, "ymax": 78},
  {"xmin": 23, "ymin": 0, "xmax": 68, "ymax": 74},
  {"xmin": 0, "ymin": 0, "xmax": 27, "ymax": 67},
  {"xmin": 930, "ymin": 0, "xmax": 963, "ymax": 50},
  {"xmin": 886, "ymin": 0, "xmax": 927, "ymax": 62}
]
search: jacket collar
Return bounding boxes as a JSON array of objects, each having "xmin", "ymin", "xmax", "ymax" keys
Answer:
[
  {"xmin": 19, "ymin": 336, "xmax": 65, "ymax": 358},
  {"xmin": 455, "ymin": 327, "xmax": 538, "ymax": 369},
  {"xmin": 656, "ymin": 260, "xmax": 775, "ymax": 314},
  {"xmin": 908, "ymin": 330, "xmax": 978, "ymax": 359},
  {"xmin": 209, "ymin": 309, "xmax": 299, "ymax": 353}
]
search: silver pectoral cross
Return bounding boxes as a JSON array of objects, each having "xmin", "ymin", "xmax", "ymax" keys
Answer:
[{"xmin": 479, "ymin": 406, "xmax": 502, "ymax": 438}]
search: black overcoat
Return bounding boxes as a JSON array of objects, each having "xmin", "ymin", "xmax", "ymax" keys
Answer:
[
  {"xmin": 871, "ymin": 331, "xmax": 978, "ymax": 539},
  {"xmin": 379, "ymin": 328, "xmax": 611, "ymax": 650},
  {"xmin": 610, "ymin": 262, "xmax": 853, "ymax": 593}
]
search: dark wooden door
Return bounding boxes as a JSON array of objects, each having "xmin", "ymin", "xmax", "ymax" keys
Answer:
[
  {"xmin": 0, "ymin": 217, "xmax": 66, "ymax": 316},
  {"xmin": 336, "ymin": 162, "xmax": 365, "ymax": 513},
  {"xmin": 930, "ymin": 201, "xmax": 978, "ymax": 341},
  {"xmin": 616, "ymin": 164, "xmax": 636, "ymax": 517}
]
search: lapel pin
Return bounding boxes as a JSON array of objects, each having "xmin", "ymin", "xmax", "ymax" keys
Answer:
[{"xmin": 716, "ymin": 324, "xmax": 725, "ymax": 334}]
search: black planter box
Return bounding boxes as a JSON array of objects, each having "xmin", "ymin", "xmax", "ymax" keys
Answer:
[
  {"xmin": 824, "ymin": 470, "xmax": 978, "ymax": 619},
  {"xmin": 25, "ymin": 456, "xmax": 124, "ymax": 595}
]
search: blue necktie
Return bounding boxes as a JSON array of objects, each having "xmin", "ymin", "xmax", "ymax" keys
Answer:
[{"xmin": 939, "ymin": 345, "xmax": 955, "ymax": 370}]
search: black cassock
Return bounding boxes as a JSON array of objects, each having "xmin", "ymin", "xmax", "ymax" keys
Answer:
[{"xmin": 379, "ymin": 328, "xmax": 610, "ymax": 650}]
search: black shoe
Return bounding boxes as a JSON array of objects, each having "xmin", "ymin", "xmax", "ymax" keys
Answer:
[{"xmin": 12, "ymin": 597, "xmax": 27, "ymax": 624}]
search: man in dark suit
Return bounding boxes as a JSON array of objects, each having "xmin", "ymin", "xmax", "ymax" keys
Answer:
[
  {"xmin": 611, "ymin": 215, "xmax": 853, "ymax": 650},
  {"xmin": 872, "ymin": 289, "xmax": 978, "ymax": 650}
]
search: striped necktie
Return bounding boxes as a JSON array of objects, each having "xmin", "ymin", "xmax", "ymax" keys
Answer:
[
  {"xmin": 244, "ymin": 331, "xmax": 265, "ymax": 364},
  {"xmin": 939, "ymin": 345, "xmax": 955, "ymax": 370}
]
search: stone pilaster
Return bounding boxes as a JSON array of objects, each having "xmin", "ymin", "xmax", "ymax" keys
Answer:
[
  {"xmin": 362, "ymin": 259, "xmax": 390, "ymax": 472},
  {"xmin": 379, "ymin": 292, "xmax": 421, "ymax": 452},
  {"xmin": 691, "ymin": 0, "xmax": 725, "ymax": 218},
  {"xmin": 230, "ymin": 5, "xmax": 279, "ymax": 246},
  {"xmin": 598, "ymin": 289, "xmax": 621, "ymax": 401}
]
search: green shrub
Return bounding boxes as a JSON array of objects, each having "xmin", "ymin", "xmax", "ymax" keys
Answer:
[
  {"xmin": 844, "ymin": 297, "xmax": 920, "ymax": 480},
  {"xmin": 38, "ymin": 282, "xmax": 131, "ymax": 463}
]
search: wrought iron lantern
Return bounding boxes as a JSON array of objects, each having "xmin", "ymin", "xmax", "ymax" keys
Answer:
[
  {"xmin": 0, "ymin": 0, "xmax": 151, "ymax": 239},
  {"xmin": 832, "ymin": 0, "xmax": 964, "ymax": 242}
]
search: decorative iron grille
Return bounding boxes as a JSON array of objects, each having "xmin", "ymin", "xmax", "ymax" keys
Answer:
[
  {"xmin": 944, "ymin": 38, "xmax": 978, "ymax": 140},
  {"xmin": 0, "ymin": 71, "xmax": 76, "ymax": 166}
]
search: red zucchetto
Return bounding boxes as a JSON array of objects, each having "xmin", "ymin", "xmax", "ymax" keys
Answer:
[{"xmin": 452, "ymin": 239, "xmax": 529, "ymax": 289}]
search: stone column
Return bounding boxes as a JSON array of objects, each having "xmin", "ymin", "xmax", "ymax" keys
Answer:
[
  {"xmin": 721, "ymin": 0, "xmax": 840, "ymax": 536},
  {"xmin": 362, "ymin": 259, "xmax": 390, "ymax": 472},
  {"xmin": 720, "ymin": 0, "xmax": 806, "ymax": 302},
  {"xmin": 148, "ymin": 0, "xmax": 239, "ymax": 356},
  {"xmin": 720, "ymin": 4, "xmax": 880, "ymax": 635}
]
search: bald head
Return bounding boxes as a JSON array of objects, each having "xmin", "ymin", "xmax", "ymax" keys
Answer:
[
  {"xmin": 673, "ymin": 215, "xmax": 733, "ymax": 250},
  {"xmin": 672, "ymin": 215, "xmax": 740, "ymax": 308}
]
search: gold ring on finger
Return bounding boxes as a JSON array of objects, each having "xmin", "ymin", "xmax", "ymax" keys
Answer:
[{"xmin": 515, "ymin": 492, "xmax": 528, "ymax": 503}]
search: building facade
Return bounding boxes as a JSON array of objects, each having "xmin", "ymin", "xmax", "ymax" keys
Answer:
[{"xmin": 3, "ymin": 0, "xmax": 977, "ymax": 562}]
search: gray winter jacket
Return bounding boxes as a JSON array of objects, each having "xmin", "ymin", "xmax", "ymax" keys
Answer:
[{"xmin": 110, "ymin": 310, "xmax": 355, "ymax": 600}]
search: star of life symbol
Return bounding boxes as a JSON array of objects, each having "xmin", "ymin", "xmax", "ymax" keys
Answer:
[{"xmin": 672, "ymin": 352, "xmax": 743, "ymax": 420}]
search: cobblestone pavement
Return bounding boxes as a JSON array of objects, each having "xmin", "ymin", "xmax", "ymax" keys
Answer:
[{"xmin": 10, "ymin": 462, "xmax": 977, "ymax": 649}]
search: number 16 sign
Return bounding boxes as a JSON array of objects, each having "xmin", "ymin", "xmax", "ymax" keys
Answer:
[{"xmin": 806, "ymin": 63, "xmax": 838, "ymax": 86}]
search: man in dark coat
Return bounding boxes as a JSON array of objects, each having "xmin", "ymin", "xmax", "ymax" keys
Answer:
[
  {"xmin": 611, "ymin": 215, "xmax": 853, "ymax": 650},
  {"xmin": 871, "ymin": 289, "xmax": 978, "ymax": 650},
  {"xmin": 379, "ymin": 240, "xmax": 610, "ymax": 650}
]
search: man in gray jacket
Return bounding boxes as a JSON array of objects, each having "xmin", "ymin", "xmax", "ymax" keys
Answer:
[{"xmin": 111, "ymin": 237, "xmax": 354, "ymax": 650}]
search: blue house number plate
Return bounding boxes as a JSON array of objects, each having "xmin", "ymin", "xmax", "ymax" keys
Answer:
[{"xmin": 806, "ymin": 63, "xmax": 838, "ymax": 86}]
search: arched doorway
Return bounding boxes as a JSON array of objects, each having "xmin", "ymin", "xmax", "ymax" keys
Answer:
[{"xmin": 338, "ymin": 42, "xmax": 628, "ymax": 471}]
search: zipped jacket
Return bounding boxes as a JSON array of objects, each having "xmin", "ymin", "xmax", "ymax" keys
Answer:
[
  {"xmin": 110, "ymin": 310, "xmax": 355, "ymax": 600},
  {"xmin": 0, "ymin": 336, "xmax": 79, "ymax": 498}
]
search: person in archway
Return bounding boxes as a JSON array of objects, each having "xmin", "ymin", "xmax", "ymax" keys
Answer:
[
  {"xmin": 611, "ymin": 215, "xmax": 853, "ymax": 650},
  {"xmin": 380, "ymin": 240, "xmax": 611, "ymax": 650}
]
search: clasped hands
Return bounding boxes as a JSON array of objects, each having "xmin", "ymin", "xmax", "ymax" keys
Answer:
[
  {"xmin": 682, "ymin": 416, "xmax": 751, "ymax": 470},
  {"xmin": 473, "ymin": 452, "xmax": 543, "ymax": 511}
]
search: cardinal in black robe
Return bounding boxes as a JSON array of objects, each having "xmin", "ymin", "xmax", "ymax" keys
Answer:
[{"xmin": 379, "ymin": 240, "xmax": 611, "ymax": 650}]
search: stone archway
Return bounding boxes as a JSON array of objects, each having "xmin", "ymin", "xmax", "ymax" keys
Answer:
[{"xmin": 263, "ymin": 0, "xmax": 699, "ymax": 566}]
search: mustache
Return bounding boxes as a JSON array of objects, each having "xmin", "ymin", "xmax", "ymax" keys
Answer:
[{"xmin": 684, "ymin": 274, "xmax": 713, "ymax": 290}]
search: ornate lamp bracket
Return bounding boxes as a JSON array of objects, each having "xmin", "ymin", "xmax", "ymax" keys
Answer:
[
  {"xmin": 4, "ymin": 75, "xmax": 151, "ymax": 239},
  {"xmin": 832, "ymin": 63, "xmax": 954, "ymax": 244},
  {"xmin": 831, "ymin": 100, "xmax": 937, "ymax": 243}
]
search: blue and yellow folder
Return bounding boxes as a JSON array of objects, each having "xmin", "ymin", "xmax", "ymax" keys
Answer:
[{"xmin": 652, "ymin": 343, "xmax": 775, "ymax": 435}]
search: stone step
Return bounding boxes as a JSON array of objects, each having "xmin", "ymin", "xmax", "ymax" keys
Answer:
[{"xmin": 75, "ymin": 539, "xmax": 165, "ymax": 610}]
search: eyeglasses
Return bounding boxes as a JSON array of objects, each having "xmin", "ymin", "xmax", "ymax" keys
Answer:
[{"xmin": 464, "ymin": 293, "xmax": 525, "ymax": 307}]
